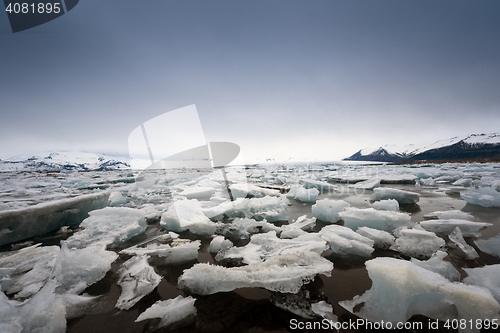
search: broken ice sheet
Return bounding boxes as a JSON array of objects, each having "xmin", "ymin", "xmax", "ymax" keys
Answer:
[
  {"xmin": 419, "ymin": 219, "xmax": 492, "ymax": 237},
  {"xmin": 391, "ymin": 228, "xmax": 445, "ymax": 259},
  {"xmin": 115, "ymin": 255, "xmax": 162, "ymax": 310},
  {"xmin": 178, "ymin": 252, "xmax": 333, "ymax": 295},
  {"xmin": 448, "ymin": 227, "xmax": 479, "ymax": 260},
  {"xmin": 120, "ymin": 239, "xmax": 201, "ymax": 265},
  {"xmin": 135, "ymin": 295, "xmax": 197, "ymax": 330},
  {"xmin": 319, "ymin": 225, "xmax": 374, "ymax": 258},
  {"xmin": 340, "ymin": 257, "xmax": 500, "ymax": 332}
]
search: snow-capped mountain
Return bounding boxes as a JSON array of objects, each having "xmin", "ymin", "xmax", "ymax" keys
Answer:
[
  {"xmin": 0, "ymin": 151, "xmax": 130, "ymax": 172},
  {"xmin": 344, "ymin": 133, "xmax": 500, "ymax": 162}
]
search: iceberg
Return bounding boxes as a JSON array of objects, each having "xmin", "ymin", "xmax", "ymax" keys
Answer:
[
  {"xmin": 179, "ymin": 186, "xmax": 215, "ymax": 200},
  {"xmin": 160, "ymin": 199, "xmax": 218, "ymax": 236},
  {"xmin": 348, "ymin": 178, "xmax": 381, "ymax": 190},
  {"xmin": 300, "ymin": 179, "xmax": 338, "ymax": 192},
  {"xmin": 209, "ymin": 236, "xmax": 233, "ymax": 253},
  {"xmin": 216, "ymin": 231, "xmax": 328, "ymax": 265},
  {"xmin": 340, "ymin": 257, "xmax": 500, "ymax": 332},
  {"xmin": 286, "ymin": 185, "xmax": 319, "ymax": 203},
  {"xmin": 135, "ymin": 295, "xmax": 197, "ymax": 330},
  {"xmin": 463, "ymin": 265, "xmax": 500, "ymax": 303},
  {"xmin": 115, "ymin": 255, "xmax": 162, "ymax": 310},
  {"xmin": 370, "ymin": 187, "xmax": 420, "ymax": 205},
  {"xmin": 423, "ymin": 210, "xmax": 475, "ymax": 221},
  {"xmin": 203, "ymin": 196, "xmax": 288, "ymax": 223},
  {"xmin": 319, "ymin": 225, "xmax": 374, "ymax": 258},
  {"xmin": 391, "ymin": 228, "xmax": 445, "ymax": 259},
  {"xmin": 311, "ymin": 199, "xmax": 350, "ymax": 223},
  {"xmin": 371, "ymin": 199, "xmax": 399, "ymax": 212},
  {"xmin": 65, "ymin": 207, "xmax": 147, "ymax": 248},
  {"xmin": 448, "ymin": 228, "xmax": 479, "ymax": 260},
  {"xmin": 121, "ymin": 239, "xmax": 201, "ymax": 264},
  {"xmin": 419, "ymin": 219, "xmax": 492, "ymax": 237},
  {"xmin": 356, "ymin": 227, "xmax": 395, "ymax": 250},
  {"xmin": 460, "ymin": 187, "xmax": 500, "ymax": 208},
  {"xmin": 280, "ymin": 215, "xmax": 316, "ymax": 239},
  {"xmin": 474, "ymin": 235, "xmax": 500, "ymax": 258},
  {"xmin": 410, "ymin": 251, "xmax": 460, "ymax": 282},
  {"xmin": 339, "ymin": 207, "xmax": 412, "ymax": 232},
  {"xmin": 216, "ymin": 217, "xmax": 282, "ymax": 241},
  {"xmin": 178, "ymin": 252, "xmax": 333, "ymax": 295},
  {"xmin": 229, "ymin": 183, "xmax": 280, "ymax": 199},
  {"xmin": 108, "ymin": 191, "xmax": 127, "ymax": 206}
]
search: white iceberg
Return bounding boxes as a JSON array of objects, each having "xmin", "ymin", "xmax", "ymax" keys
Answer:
[
  {"xmin": 340, "ymin": 257, "xmax": 500, "ymax": 332},
  {"xmin": 423, "ymin": 210, "xmax": 475, "ymax": 221},
  {"xmin": 348, "ymin": 179, "xmax": 381, "ymax": 190},
  {"xmin": 319, "ymin": 225, "xmax": 374, "ymax": 258},
  {"xmin": 463, "ymin": 265, "xmax": 500, "ymax": 303},
  {"xmin": 339, "ymin": 207, "xmax": 412, "ymax": 232},
  {"xmin": 179, "ymin": 186, "xmax": 215, "ymax": 200},
  {"xmin": 410, "ymin": 251, "xmax": 460, "ymax": 282},
  {"xmin": 356, "ymin": 227, "xmax": 395, "ymax": 250},
  {"xmin": 203, "ymin": 196, "xmax": 288, "ymax": 222},
  {"xmin": 229, "ymin": 183, "xmax": 280, "ymax": 199},
  {"xmin": 419, "ymin": 219, "xmax": 492, "ymax": 237},
  {"xmin": 65, "ymin": 207, "xmax": 147, "ymax": 248},
  {"xmin": 209, "ymin": 236, "xmax": 233, "ymax": 253},
  {"xmin": 300, "ymin": 179, "xmax": 338, "ymax": 192},
  {"xmin": 178, "ymin": 252, "xmax": 333, "ymax": 295},
  {"xmin": 474, "ymin": 235, "xmax": 500, "ymax": 258},
  {"xmin": 121, "ymin": 240, "xmax": 200, "ymax": 264},
  {"xmin": 160, "ymin": 199, "xmax": 218, "ymax": 236},
  {"xmin": 217, "ymin": 217, "xmax": 282, "ymax": 240},
  {"xmin": 135, "ymin": 295, "xmax": 197, "ymax": 330},
  {"xmin": 115, "ymin": 255, "xmax": 162, "ymax": 310},
  {"xmin": 108, "ymin": 191, "xmax": 127, "ymax": 206},
  {"xmin": 460, "ymin": 187, "xmax": 500, "ymax": 208},
  {"xmin": 311, "ymin": 199, "xmax": 350, "ymax": 223},
  {"xmin": 391, "ymin": 228, "xmax": 445, "ymax": 259},
  {"xmin": 371, "ymin": 199, "xmax": 399, "ymax": 212},
  {"xmin": 286, "ymin": 186, "xmax": 319, "ymax": 203},
  {"xmin": 370, "ymin": 187, "xmax": 420, "ymax": 205},
  {"xmin": 448, "ymin": 228, "xmax": 479, "ymax": 260}
]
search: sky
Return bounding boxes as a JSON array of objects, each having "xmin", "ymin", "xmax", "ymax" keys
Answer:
[{"xmin": 1, "ymin": 0, "xmax": 500, "ymax": 162}]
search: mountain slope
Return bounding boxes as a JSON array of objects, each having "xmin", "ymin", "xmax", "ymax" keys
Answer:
[{"xmin": 345, "ymin": 133, "xmax": 500, "ymax": 162}]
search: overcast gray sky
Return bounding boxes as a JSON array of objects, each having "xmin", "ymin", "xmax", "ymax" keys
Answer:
[{"xmin": 1, "ymin": 0, "xmax": 499, "ymax": 162}]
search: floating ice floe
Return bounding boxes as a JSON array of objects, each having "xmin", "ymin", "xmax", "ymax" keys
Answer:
[
  {"xmin": 371, "ymin": 199, "xmax": 399, "ymax": 212},
  {"xmin": 203, "ymin": 196, "xmax": 288, "ymax": 222},
  {"xmin": 391, "ymin": 228, "xmax": 445, "ymax": 259},
  {"xmin": 0, "ymin": 244, "xmax": 58, "ymax": 300},
  {"xmin": 463, "ymin": 265, "xmax": 500, "ymax": 303},
  {"xmin": 300, "ymin": 179, "xmax": 338, "ymax": 192},
  {"xmin": 280, "ymin": 215, "xmax": 316, "ymax": 239},
  {"xmin": 448, "ymin": 228, "xmax": 479, "ymax": 260},
  {"xmin": 135, "ymin": 295, "xmax": 197, "ymax": 330},
  {"xmin": 460, "ymin": 187, "xmax": 500, "ymax": 208},
  {"xmin": 178, "ymin": 252, "xmax": 333, "ymax": 295},
  {"xmin": 356, "ymin": 227, "xmax": 395, "ymax": 250},
  {"xmin": 0, "ymin": 192, "xmax": 109, "ymax": 246},
  {"xmin": 410, "ymin": 251, "xmax": 460, "ymax": 282},
  {"xmin": 217, "ymin": 217, "xmax": 282, "ymax": 241},
  {"xmin": 161, "ymin": 199, "xmax": 218, "ymax": 236},
  {"xmin": 319, "ymin": 225, "xmax": 374, "ymax": 258},
  {"xmin": 65, "ymin": 207, "xmax": 147, "ymax": 248},
  {"xmin": 55, "ymin": 242, "xmax": 118, "ymax": 295},
  {"xmin": 340, "ymin": 257, "xmax": 500, "ymax": 331},
  {"xmin": 108, "ymin": 191, "xmax": 127, "ymax": 206},
  {"xmin": 423, "ymin": 210, "xmax": 475, "ymax": 221},
  {"xmin": 348, "ymin": 178, "xmax": 381, "ymax": 190},
  {"xmin": 121, "ymin": 239, "xmax": 201, "ymax": 264},
  {"xmin": 452, "ymin": 178, "xmax": 473, "ymax": 187},
  {"xmin": 311, "ymin": 199, "xmax": 350, "ymax": 223},
  {"xmin": 286, "ymin": 185, "xmax": 319, "ymax": 203},
  {"xmin": 339, "ymin": 208, "xmax": 412, "ymax": 232},
  {"xmin": 474, "ymin": 235, "xmax": 500, "ymax": 258},
  {"xmin": 419, "ymin": 219, "xmax": 492, "ymax": 237},
  {"xmin": 370, "ymin": 187, "xmax": 420, "ymax": 205},
  {"xmin": 420, "ymin": 177, "xmax": 437, "ymax": 186},
  {"xmin": 216, "ymin": 231, "xmax": 328, "ymax": 265},
  {"xmin": 311, "ymin": 301, "xmax": 338, "ymax": 322},
  {"xmin": 229, "ymin": 183, "xmax": 280, "ymax": 199},
  {"xmin": 115, "ymin": 255, "xmax": 162, "ymax": 310},
  {"xmin": 209, "ymin": 236, "xmax": 233, "ymax": 253},
  {"xmin": 179, "ymin": 187, "xmax": 215, "ymax": 200},
  {"xmin": 0, "ymin": 280, "xmax": 66, "ymax": 333}
]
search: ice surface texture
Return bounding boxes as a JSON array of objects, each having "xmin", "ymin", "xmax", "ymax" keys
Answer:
[
  {"xmin": 178, "ymin": 252, "xmax": 333, "ymax": 295},
  {"xmin": 339, "ymin": 207, "xmax": 412, "ymax": 232},
  {"xmin": 115, "ymin": 255, "xmax": 162, "ymax": 310},
  {"xmin": 160, "ymin": 199, "xmax": 217, "ymax": 236},
  {"xmin": 463, "ymin": 265, "xmax": 500, "ymax": 303},
  {"xmin": 371, "ymin": 199, "xmax": 399, "ymax": 211},
  {"xmin": 203, "ymin": 196, "xmax": 288, "ymax": 222},
  {"xmin": 121, "ymin": 240, "xmax": 200, "ymax": 264},
  {"xmin": 461, "ymin": 187, "xmax": 500, "ymax": 207},
  {"xmin": 370, "ymin": 187, "xmax": 420, "ymax": 204},
  {"xmin": 419, "ymin": 219, "xmax": 492, "ymax": 237},
  {"xmin": 229, "ymin": 183, "xmax": 280, "ymax": 199},
  {"xmin": 135, "ymin": 295, "xmax": 197, "ymax": 330},
  {"xmin": 391, "ymin": 228, "xmax": 445, "ymax": 259},
  {"xmin": 340, "ymin": 257, "xmax": 500, "ymax": 332},
  {"xmin": 356, "ymin": 227, "xmax": 395, "ymax": 250},
  {"xmin": 474, "ymin": 235, "xmax": 500, "ymax": 258},
  {"xmin": 286, "ymin": 185, "xmax": 319, "ymax": 203},
  {"xmin": 311, "ymin": 199, "xmax": 350, "ymax": 223},
  {"xmin": 319, "ymin": 225, "xmax": 374, "ymax": 258}
]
